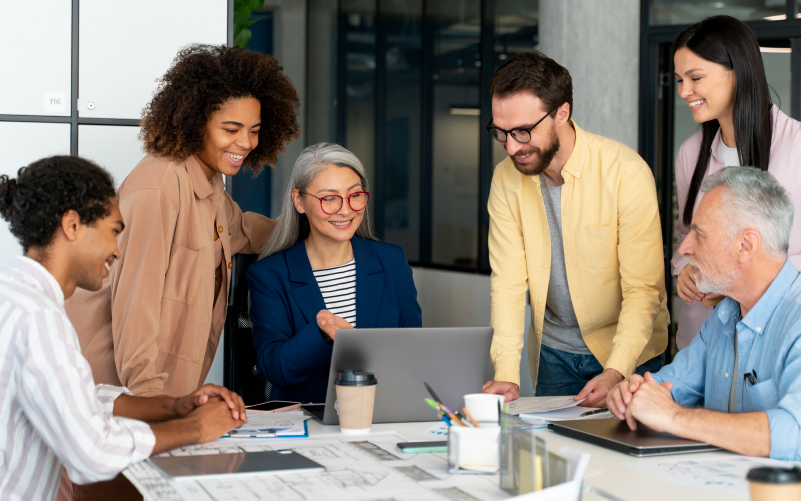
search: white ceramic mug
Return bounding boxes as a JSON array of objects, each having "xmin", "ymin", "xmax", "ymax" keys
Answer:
[{"xmin": 463, "ymin": 393, "xmax": 505, "ymax": 423}]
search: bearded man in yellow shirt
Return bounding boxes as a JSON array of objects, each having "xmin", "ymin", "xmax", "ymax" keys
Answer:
[{"xmin": 481, "ymin": 52, "xmax": 669, "ymax": 407}]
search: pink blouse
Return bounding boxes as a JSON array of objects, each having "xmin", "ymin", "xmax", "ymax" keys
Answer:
[{"xmin": 673, "ymin": 105, "xmax": 801, "ymax": 349}]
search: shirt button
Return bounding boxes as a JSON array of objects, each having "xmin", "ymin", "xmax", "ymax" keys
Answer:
[
  {"xmin": 757, "ymin": 327, "xmax": 762, "ymax": 332},
  {"xmin": 544, "ymin": 230, "xmax": 548, "ymax": 234},
  {"xmin": 218, "ymin": 226, "xmax": 223, "ymax": 233},
  {"xmin": 543, "ymin": 265, "xmax": 548, "ymax": 269},
  {"xmin": 537, "ymin": 300, "xmax": 542, "ymax": 304},
  {"xmin": 228, "ymin": 262, "xmax": 233, "ymax": 269},
  {"xmin": 725, "ymin": 373, "xmax": 729, "ymax": 378}
]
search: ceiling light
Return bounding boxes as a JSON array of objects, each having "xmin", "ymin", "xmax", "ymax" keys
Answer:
[{"xmin": 449, "ymin": 108, "xmax": 481, "ymax": 116}]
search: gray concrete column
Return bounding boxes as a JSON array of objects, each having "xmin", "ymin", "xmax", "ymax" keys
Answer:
[
  {"xmin": 263, "ymin": 0, "xmax": 307, "ymax": 217},
  {"xmin": 538, "ymin": 0, "xmax": 640, "ymax": 150}
]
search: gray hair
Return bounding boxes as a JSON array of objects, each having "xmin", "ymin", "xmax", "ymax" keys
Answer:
[
  {"xmin": 700, "ymin": 166, "xmax": 793, "ymax": 258},
  {"xmin": 258, "ymin": 142, "xmax": 377, "ymax": 259}
]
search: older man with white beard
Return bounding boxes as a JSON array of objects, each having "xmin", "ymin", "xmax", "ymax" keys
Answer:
[{"xmin": 607, "ymin": 166, "xmax": 801, "ymax": 460}]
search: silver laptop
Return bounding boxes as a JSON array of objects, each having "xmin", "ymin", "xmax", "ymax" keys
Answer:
[
  {"xmin": 548, "ymin": 418, "xmax": 720, "ymax": 457},
  {"xmin": 320, "ymin": 327, "xmax": 494, "ymax": 425}
]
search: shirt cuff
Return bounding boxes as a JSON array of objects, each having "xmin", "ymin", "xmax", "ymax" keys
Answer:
[
  {"xmin": 604, "ymin": 351, "xmax": 637, "ymax": 379},
  {"xmin": 492, "ymin": 358, "xmax": 521, "ymax": 387},
  {"xmin": 766, "ymin": 407, "xmax": 801, "ymax": 460},
  {"xmin": 95, "ymin": 384, "xmax": 133, "ymax": 415}
]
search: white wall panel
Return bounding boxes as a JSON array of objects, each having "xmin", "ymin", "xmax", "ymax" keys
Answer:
[
  {"xmin": 79, "ymin": 0, "xmax": 227, "ymax": 119},
  {"xmin": 0, "ymin": 1, "xmax": 72, "ymax": 116},
  {"xmin": 0, "ymin": 122, "xmax": 71, "ymax": 268},
  {"xmin": 78, "ymin": 125, "xmax": 145, "ymax": 187}
]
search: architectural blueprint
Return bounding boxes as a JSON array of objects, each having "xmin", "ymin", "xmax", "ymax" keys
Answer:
[
  {"xmin": 625, "ymin": 455, "xmax": 798, "ymax": 495},
  {"xmin": 124, "ymin": 432, "xmax": 510, "ymax": 500}
]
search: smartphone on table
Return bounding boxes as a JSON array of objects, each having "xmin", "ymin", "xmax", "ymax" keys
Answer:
[{"xmin": 396, "ymin": 441, "xmax": 448, "ymax": 453}]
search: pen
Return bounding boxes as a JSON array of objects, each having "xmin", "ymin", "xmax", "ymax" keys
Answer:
[
  {"xmin": 437, "ymin": 403, "xmax": 466, "ymax": 427},
  {"xmin": 579, "ymin": 409, "xmax": 609, "ymax": 417},
  {"xmin": 424, "ymin": 382, "xmax": 444, "ymax": 405},
  {"xmin": 461, "ymin": 407, "xmax": 480, "ymax": 428}
]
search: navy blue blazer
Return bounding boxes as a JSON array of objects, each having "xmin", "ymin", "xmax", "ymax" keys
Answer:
[{"xmin": 247, "ymin": 236, "xmax": 422, "ymax": 403}]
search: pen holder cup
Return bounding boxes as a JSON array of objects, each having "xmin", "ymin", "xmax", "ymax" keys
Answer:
[
  {"xmin": 447, "ymin": 424, "xmax": 501, "ymax": 474},
  {"xmin": 500, "ymin": 413, "xmax": 548, "ymax": 496}
]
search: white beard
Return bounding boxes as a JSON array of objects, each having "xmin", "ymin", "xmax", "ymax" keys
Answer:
[{"xmin": 689, "ymin": 257, "xmax": 740, "ymax": 295}]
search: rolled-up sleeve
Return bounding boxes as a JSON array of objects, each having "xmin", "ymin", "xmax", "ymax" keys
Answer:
[
  {"xmin": 94, "ymin": 384, "xmax": 132, "ymax": 415},
  {"xmin": 17, "ymin": 311, "xmax": 155, "ymax": 485}
]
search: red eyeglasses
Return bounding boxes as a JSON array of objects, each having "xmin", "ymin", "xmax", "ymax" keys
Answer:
[{"xmin": 303, "ymin": 191, "xmax": 370, "ymax": 215}]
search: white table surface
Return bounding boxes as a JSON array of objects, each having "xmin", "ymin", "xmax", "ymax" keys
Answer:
[{"xmin": 305, "ymin": 418, "xmax": 750, "ymax": 501}]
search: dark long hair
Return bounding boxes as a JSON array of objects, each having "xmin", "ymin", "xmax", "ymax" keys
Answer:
[{"xmin": 674, "ymin": 16, "xmax": 773, "ymax": 227}]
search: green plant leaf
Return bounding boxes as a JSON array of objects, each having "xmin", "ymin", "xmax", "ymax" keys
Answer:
[
  {"xmin": 235, "ymin": 27, "xmax": 253, "ymax": 48},
  {"xmin": 234, "ymin": 4, "xmax": 253, "ymax": 26},
  {"xmin": 242, "ymin": 19, "xmax": 259, "ymax": 28}
]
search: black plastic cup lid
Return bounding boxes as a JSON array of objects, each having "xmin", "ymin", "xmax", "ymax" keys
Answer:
[
  {"xmin": 336, "ymin": 370, "xmax": 377, "ymax": 386},
  {"xmin": 747, "ymin": 466, "xmax": 801, "ymax": 484}
]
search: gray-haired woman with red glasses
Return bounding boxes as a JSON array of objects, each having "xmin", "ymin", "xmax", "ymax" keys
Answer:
[{"xmin": 247, "ymin": 143, "xmax": 422, "ymax": 403}]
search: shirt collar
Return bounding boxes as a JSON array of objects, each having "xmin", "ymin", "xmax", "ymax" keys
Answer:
[
  {"xmin": 185, "ymin": 155, "xmax": 224, "ymax": 200},
  {"xmin": 561, "ymin": 120, "xmax": 586, "ymax": 180},
  {"xmin": 716, "ymin": 259, "xmax": 799, "ymax": 335},
  {"xmin": 12, "ymin": 256, "xmax": 65, "ymax": 306}
]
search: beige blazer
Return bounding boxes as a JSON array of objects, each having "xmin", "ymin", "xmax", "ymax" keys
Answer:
[{"xmin": 66, "ymin": 154, "xmax": 275, "ymax": 397}]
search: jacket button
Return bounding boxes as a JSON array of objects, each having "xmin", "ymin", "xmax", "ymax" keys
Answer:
[
  {"xmin": 218, "ymin": 226, "xmax": 223, "ymax": 233},
  {"xmin": 228, "ymin": 262, "xmax": 233, "ymax": 269}
]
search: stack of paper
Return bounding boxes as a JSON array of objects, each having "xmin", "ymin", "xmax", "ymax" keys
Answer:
[
  {"xmin": 225, "ymin": 410, "xmax": 310, "ymax": 438},
  {"xmin": 505, "ymin": 396, "xmax": 614, "ymax": 423}
]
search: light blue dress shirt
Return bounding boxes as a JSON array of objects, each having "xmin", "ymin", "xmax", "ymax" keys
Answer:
[{"xmin": 653, "ymin": 259, "xmax": 801, "ymax": 460}]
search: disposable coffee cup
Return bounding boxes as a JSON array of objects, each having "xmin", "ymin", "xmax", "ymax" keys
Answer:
[
  {"xmin": 335, "ymin": 370, "xmax": 377, "ymax": 435},
  {"xmin": 747, "ymin": 466, "xmax": 801, "ymax": 501}
]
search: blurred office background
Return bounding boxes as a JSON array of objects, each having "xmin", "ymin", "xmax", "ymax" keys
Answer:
[{"xmin": 1, "ymin": 0, "xmax": 800, "ymax": 396}]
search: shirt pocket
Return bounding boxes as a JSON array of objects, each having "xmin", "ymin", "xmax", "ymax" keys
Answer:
[
  {"xmin": 744, "ymin": 378, "xmax": 780, "ymax": 412},
  {"xmin": 581, "ymin": 224, "xmax": 618, "ymax": 270},
  {"xmin": 163, "ymin": 244, "xmax": 201, "ymax": 305}
]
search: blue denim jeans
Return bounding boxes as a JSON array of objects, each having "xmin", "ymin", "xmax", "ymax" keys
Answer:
[{"xmin": 535, "ymin": 344, "xmax": 666, "ymax": 396}]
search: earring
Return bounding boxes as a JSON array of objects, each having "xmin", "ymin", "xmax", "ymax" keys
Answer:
[{"xmin": 71, "ymin": 235, "xmax": 76, "ymax": 239}]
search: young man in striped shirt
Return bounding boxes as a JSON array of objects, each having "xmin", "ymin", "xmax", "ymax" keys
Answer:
[{"xmin": 0, "ymin": 156, "xmax": 247, "ymax": 500}]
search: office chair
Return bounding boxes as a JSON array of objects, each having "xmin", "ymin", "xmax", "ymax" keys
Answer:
[{"xmin": 224, "ymin": 253, "xmax": 273, "ymax": 405}]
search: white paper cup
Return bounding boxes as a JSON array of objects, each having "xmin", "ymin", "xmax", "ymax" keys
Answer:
[
  {"xmin": 448, "ymin": 425, "xmax": 501, "ymax": 472},
  {"xmin": 464, "ymin": 393, "xmax": 505, "ymax": 423}
]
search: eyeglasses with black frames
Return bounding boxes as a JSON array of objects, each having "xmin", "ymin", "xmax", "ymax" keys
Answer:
[
  {"xmin": 303, "ymin": 191, "xmax": 370, "ymax": 215},
  {"xmin": 485, "ymin": 107, "xmax": 558, "ymax": 144}
]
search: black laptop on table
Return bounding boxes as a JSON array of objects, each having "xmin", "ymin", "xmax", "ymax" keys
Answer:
[{"xmin": 549, "ymin": 418, "xmax": 720, "ymax": 457}]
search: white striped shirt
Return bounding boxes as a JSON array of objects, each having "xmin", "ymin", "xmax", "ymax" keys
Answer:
[
  {"xmin": 0, "ymin": 257, "xmax": 155, "ymax": 501},
  {"xmin": 313, "ymin": 259, "xmax": 357, "ymax": 326}
]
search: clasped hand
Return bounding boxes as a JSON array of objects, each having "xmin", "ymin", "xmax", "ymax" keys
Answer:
[
  {"xmin": 173, "ymin": 383, "xmax": 248, "ymax": 423},
  {"xmin": 606, "ymin": 372, "xmax": 678, "ymax": 432}
]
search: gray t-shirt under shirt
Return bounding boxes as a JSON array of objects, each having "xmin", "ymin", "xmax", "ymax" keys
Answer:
[{"xmin": 539, "ymin": 175, "xmax": 592, "ymax": 355}]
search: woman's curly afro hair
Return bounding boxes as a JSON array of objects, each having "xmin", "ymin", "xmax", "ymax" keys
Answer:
[
  {"xmin": 0, "ymin": 155, "xmax": 116, "ymax": 251},
  {"xmin": 139, "ymin": 44, "xmax": 301, "ymax": 175}
]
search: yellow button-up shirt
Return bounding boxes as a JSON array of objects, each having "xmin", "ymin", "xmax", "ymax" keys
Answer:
[{"xmin": 489, "ymin": 122, "xmax": 669, "ymax": 388}]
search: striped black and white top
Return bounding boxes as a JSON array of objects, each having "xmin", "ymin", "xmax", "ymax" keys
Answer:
[{"xmin": 313, "ymin": 259, "xmax": 357, "ymax": 326}]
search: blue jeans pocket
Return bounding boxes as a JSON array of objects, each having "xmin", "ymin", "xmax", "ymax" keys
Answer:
[{"xmin": 744, "ymin": 378, "xmax": 780, "ymax": 411}]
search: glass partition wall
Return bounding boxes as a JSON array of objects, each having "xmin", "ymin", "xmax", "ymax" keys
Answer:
[{"xmin": 307, "ymin": 0, "xmax": 538, "ymax": 272}]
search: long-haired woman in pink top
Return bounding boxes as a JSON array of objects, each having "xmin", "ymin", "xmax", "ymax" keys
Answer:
[{"xmin": 672, "ymin": 15, "xmax": 801, "ymax": 349}]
